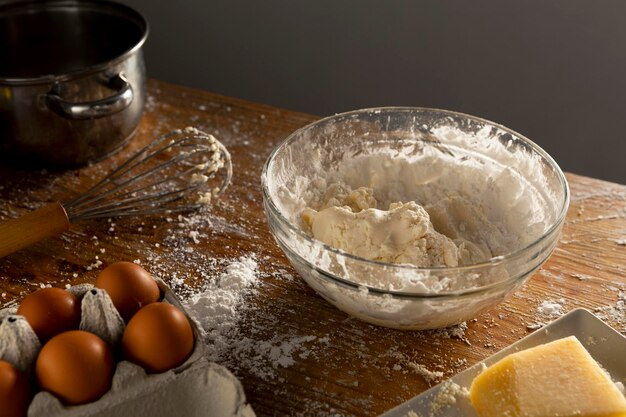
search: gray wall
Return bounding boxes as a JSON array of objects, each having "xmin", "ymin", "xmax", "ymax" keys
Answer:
[{"xmin": 120, "ymin": 0, "xmax": 626, "ymax": 184}]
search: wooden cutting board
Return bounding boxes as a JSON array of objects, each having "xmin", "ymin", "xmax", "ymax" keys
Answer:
[{"xmin": 0, "ymin": 79, "xmax": 625, "ymax": 416}]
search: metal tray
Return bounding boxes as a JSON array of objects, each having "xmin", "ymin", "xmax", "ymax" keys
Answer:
[{"xmin": 381, "ymin": 308, "xmax": 626, "ymax": 417}]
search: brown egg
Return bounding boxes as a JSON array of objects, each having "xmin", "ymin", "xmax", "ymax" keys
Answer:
[
  {"xmin": 122, "ymin": 303, "xmax": 194, "ymax": 373},
  {"xmin": 0, "ymin": 360, "xmax": 32, "ymax": 417},
  {"xmin": 95, "ymin": 261, "xmax": 160, "ymax": 322},
  {"xmin": 36, "ymin": 330, "xmax": 114, "ymax": 405},
  {"xmin": 17, "ymin": 288, "xmax": 81, "ymax": 343}
]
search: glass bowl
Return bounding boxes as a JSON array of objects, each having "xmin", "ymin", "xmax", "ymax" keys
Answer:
[{"xmin": 261, "ymin": 107, "xmax": 569, "ymax": 330}]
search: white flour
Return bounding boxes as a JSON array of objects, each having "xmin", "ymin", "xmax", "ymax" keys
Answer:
[
  {"xmin": 595, "ymin": 291, "xmax": 626, "ymax": 332},
  {"xmin": 264, "ymin": 120, "xmax": 567, "ymax": 329},
  {"xmin": 537, "ymin": 299, "xmax": 565, "ymax": 318},
  {"xmin": 302, "ymin": 187, "xmax": 492, "ymax": 268},
  {"xmin": 269, "ymin": 125, "xmax": 560, "ymax": 294},
  {"xmin": 183, "ymin": 256, "xmax": 259, "ymax": 363},
  {"xmin": 297, "ymin": 154, "xmax": 532, "ymax": 269},
  {"xmin": 181, "ymin": 256, "xmax": 321, "ymax": 380},
  {"xmin": 429, "ymin": 380, "xmax": 469, "ymax": 414},
  {"xmin": 405, "ymin": 362, "xmax": 444, "ymax": 384}
]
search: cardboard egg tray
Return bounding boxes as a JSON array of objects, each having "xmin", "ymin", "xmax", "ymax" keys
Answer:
[{"xmin": 0, "ymin": 280, "xmax": 255, "ymax": 417}]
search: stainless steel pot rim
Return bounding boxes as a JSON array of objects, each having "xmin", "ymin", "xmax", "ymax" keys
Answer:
[{"xmin": 0, "ymin": 0, "xmax": 149, "ymax": 86}]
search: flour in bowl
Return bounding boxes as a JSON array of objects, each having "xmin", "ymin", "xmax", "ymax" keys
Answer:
[
  {"xmin": 302, "ymin": 184, "xmax": 497, "ymax": 268},
  {"xmin": 269, "ymin": 124, "xmax": 559, "ymax": 295},
  {"xmin": 263, "ymin": 111, "xmax": 567, "ymax": 328}
]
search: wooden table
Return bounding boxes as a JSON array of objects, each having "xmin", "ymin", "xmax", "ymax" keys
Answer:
[{"xmin": 1, "ymin": 79, "xmax": 625, "ymax": 416}]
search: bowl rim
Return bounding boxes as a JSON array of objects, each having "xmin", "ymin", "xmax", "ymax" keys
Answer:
[{"xmin": 261, "ymin": 106, "xmax": 570, "ymax": 293}]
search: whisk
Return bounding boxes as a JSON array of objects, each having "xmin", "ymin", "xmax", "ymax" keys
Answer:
[{"xmin": 0, "ymin": 127, "xmax": 232, "ymax": 258}]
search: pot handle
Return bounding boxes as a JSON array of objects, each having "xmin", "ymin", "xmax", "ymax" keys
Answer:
[{"xmin": 45, "ymin": 73, "xmax": 134, "ymax": 120}]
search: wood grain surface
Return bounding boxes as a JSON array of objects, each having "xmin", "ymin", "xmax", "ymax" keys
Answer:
[{"xmin": 1, "ymin": 79, "xmax": 625, "ymax": 416}]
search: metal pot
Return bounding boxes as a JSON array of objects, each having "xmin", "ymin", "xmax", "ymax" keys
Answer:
[{"xmin": 0, "ymin": 0, "xmax": 148, "ymax": 167}]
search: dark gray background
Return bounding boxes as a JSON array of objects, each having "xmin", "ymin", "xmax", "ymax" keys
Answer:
[{"xmin": 119, "ymin": 0, "xmax": 625, "ymax": 184}]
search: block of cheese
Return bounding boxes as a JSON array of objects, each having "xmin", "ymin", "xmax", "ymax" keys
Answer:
[{"xmin": 469, "ymin": 336, "xmax": 626, "ymax": 417}]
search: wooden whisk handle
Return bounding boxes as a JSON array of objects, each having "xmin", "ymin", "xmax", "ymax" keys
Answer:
[{"xmin": 0, "ymin": 202, "xmax": 70, "ymax": 258}]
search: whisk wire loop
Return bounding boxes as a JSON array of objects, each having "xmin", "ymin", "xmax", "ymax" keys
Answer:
[{"xmin": 63, "ymin": 127, "xmax": 232, "ymax": 222}]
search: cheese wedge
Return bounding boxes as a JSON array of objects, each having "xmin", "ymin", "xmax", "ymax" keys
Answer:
[{"xmin": 469, "ymin": 336, "xmax": 626, "ymax": 417}]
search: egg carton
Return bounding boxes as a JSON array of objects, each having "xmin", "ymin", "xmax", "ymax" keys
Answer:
[{"xmin": 0, "ymin": 280, "xmax": 255, "ymax": 417}]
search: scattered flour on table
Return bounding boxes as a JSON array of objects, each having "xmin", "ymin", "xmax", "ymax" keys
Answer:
[
  {"xmin": 595, "ymin": 290, "xmax": 626, "ymax": 332},
  {"xmin": 433, "ymin": 322, "xmax": 470, "ymax": 343},
  {"xmin": 386, "ymin": 322, "xmax": 469, "ymax": 386},
  {"xmin": 526, "ymin": 298, "xmax": 567, "ymax": 330},
  {"xmin": 571, "ymin": 273, "xmax": 592, "ymax": 281},
  {"xmin": 176, "ymin": 246, "xmax": 474, "ymax": 388},
  {"xmin": 404, "ymin": 363, "xmax": 444, "ymax": 384},
  {"xmin": 183, "ymin": 255, "xmax": 259, "ymax": 362},
  {"xmin": 537, "ymin": 299, "xmax": 565, "ymax": 318},
  {"xmin": 181, "ymin": 254, "xmax": 322, "ymax": 381}
]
